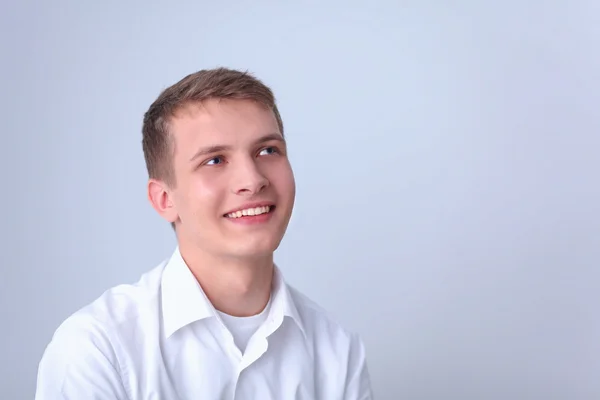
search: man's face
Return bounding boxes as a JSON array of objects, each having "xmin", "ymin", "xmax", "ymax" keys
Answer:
[{"xmin": 165, "ymin": 99, "xmax": 295, "ymax": 259}]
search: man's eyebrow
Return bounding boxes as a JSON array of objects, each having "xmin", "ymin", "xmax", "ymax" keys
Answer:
[
  {"xmin": 253, "ymin": 133, "xmax": 286, "ymax": 146},
  {"xmin": 189, "ymin": 133, "xmax": 285, "ymax": 163},
  {"xmin": 189, "ymin": 145, "xmax": 231, "ymax": 162}
]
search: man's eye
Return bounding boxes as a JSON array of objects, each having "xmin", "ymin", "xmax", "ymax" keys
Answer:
[
  {"xmin": 259, "ymin": 147, "xmax": 278, "ymax": 156},
  {"xmin": 205, "ymin": 157, "xmax": 224, "ymax": 165}
]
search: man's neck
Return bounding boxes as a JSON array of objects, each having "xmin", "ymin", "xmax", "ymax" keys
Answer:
[{"xmin": 178, "ymin": 241, "xmax": 274, "ymax": 317}]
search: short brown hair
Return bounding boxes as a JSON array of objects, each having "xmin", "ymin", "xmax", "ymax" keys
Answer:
[{"xmin": 142, "ymin": 67, "xmax": 284, "ymax": 187}]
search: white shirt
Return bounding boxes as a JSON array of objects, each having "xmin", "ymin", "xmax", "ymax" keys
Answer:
[{"xmin": 35, "ymin": 248, "xmax": 373, "ymax": 399}]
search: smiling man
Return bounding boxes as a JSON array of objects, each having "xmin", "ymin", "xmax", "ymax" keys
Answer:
[{"xmin": 35, "ymin": 68, "xmax": 373, "ymax": 399}]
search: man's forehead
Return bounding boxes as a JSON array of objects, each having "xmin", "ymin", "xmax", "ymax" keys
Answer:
[{"xmin": 168, "ymin": 101, "xmax": 282, "ymax": 157}]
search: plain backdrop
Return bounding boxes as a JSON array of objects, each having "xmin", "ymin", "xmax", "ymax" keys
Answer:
[{"xmin": 1, "ymin": 1, "xmax": 599, "ymax": 399}]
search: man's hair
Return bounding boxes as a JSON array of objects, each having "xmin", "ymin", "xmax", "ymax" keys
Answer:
[{"xmin": 142, "ymin": 67, "xmax": 284, "ymax": 187}]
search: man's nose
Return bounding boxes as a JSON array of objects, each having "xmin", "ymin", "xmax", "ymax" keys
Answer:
[{"xmin": 231, "ymin": 159, "xmax": 269, "ymax": 195}]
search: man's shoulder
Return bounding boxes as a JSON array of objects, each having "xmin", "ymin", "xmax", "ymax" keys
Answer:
[
  {"xmin": 52, "ymin": 261, "xmax": 166, "ymax": 343},
  {"xmin": 35, "ymin": 261, "xmax": 167, "ymax": 399}
]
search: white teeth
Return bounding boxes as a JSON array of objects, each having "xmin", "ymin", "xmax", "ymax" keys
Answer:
[{"xmin": 227, "ymin": 206, "xmax": 271, "ymax": 218}]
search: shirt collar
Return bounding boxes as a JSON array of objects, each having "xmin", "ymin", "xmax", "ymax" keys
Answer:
[
  {"xmin": 269, "ymin": 266, "xmax": 307, "ymax": 339},
  {"xmin": 161, "ymin": 247, "xmax": 306, "ymax": 339},
  {"xmin": 161, "ymin": 247, "xmax": 216, "ymax": 339}
]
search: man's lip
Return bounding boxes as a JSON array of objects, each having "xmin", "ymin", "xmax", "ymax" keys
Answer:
[{"xmin": 223, "ymin": 202, "xmax": 276, "ymax": 216}]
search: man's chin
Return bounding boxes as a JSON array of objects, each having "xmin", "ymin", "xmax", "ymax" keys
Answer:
[
  {"xmin": 229, "ymin": 247, "xmax": 275, "ymax": 260},
  {"xmin": 226, "ymin": 240, "xmax": 280, "ymax": 260}
]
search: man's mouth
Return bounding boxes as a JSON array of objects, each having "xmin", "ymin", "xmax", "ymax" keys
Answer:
[{"xmin": 224, "ymin": 205, "xmax": 275, "ymax": 219}]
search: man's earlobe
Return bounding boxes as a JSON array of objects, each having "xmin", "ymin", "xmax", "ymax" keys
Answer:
[{"xmin": 147, "ymin": 179, "xmax": 178, "ymax": 223}]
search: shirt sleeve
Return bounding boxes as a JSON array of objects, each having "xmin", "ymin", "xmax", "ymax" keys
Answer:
[
  {"xmin": 344, "ymin": 333, "xmax": 374, "ymax": 400},
  {"xmin": 35, "ymin": 315, "xmax": 129, "ymax": 400}
]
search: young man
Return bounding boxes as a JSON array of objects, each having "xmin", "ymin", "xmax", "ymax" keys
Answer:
[{"xmin": 35, "ymin": 68, "xmax": 373, "ymax": 399}]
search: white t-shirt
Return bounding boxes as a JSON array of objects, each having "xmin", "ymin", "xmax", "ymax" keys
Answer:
[{"xmin": 217, "ymin": 297, "xmax": 272, "ymax": 354}]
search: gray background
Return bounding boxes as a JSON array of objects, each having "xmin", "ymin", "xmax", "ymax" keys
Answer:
[{"xmin": 1, "ymin": 1, "xmax": 599, "ymax": 398}]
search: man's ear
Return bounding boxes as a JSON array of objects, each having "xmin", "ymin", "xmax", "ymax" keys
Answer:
[{"xmin": 147, "ymin": 179, "xmax": 179, "ymax": 224}]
